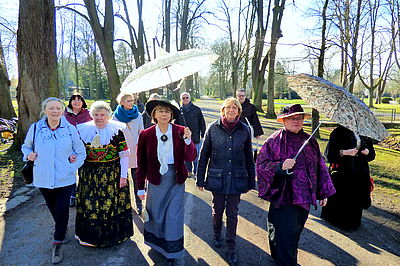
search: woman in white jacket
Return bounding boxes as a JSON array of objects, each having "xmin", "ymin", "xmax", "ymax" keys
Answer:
[{"xmin": 22, "ymin": 97, "xmax": 86, "ymax": 264}]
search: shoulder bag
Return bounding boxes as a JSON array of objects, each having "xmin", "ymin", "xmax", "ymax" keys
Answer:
[{"xmin": 21, "ymin": 123, "xmax": 37, "ymax": 184}]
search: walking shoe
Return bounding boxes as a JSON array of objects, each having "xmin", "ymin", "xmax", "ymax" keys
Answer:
[
  {"xmin": 51, "ymin": 243, "xmax": 63, "ymax": 264},
  {"xmin": 213, "ymin": 234, "xmax": 222, "ymax": 248},
  {"xmin": 69, "ymin": 197, "xmax": 76, "ymax": 207},
  {"xmin": 167, "ymin": 259, "xmax": 176, "ymax": 266},
  {"xmin": 226, "ymin": 250, "xmax": 238, "ymax": 266}
]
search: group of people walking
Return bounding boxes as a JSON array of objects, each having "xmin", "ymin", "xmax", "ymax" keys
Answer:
[{"xmin": 22, "ymin": 90, "xmax": 375, "ymax": 266}]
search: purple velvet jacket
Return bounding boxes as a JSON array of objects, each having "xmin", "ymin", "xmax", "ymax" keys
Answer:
[
  {"xmin": 136, "ymin": 124, "xmax": 197, "ymax": 190},
  {"xmin": 256, "ymin": 128, "xmax": 336, "ymax": 209}
]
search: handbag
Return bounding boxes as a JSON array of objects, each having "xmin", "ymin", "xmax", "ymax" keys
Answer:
[{"xmin": 21, "ymin": 123, "xmax": 36, "ymax": 184}]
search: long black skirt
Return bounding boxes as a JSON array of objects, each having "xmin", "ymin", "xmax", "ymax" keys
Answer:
[{"xmin": 75, "ymin": 160, "xmax": 133, "ymax": 247}]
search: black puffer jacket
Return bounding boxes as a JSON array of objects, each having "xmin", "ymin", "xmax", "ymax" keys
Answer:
[{"xmin": 196, "ymin": 118, "xmax": 255, "ymax": 195}]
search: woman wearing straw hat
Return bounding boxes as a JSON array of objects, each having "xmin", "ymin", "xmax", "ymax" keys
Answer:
[
  {"xmin": 136, "ymin": 100, "xmax": 196, "ymax": 266},
  {"xmin": 256, "ymin": 104, "xmax": 336, "ymax": 266}
]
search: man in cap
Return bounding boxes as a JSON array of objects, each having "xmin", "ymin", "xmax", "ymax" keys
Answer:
[
  {"xmin": 176, "ymin": 92, "xmax": 206, "ymax": 178},
  {"xmin": 256, "ymin": 104, "xmax": 335, "ymax": 266},
  {"xmin": 236, "ymin": 89, "xmax": 263, "ymax": 139}
]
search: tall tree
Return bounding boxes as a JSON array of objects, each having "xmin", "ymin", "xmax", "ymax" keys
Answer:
[
  {"xmin": 83, "ymin": 0, "xmax": 120, "ymax": 108},
  {"xmin": 0, "ymin": 34, "xmax": 16, "ymax": 119},
  {"xmin": 15, "ymin": 0, "xmax": 58, "ymax": 145},
  {"xmin": 251, "ymin": 0, "xmax": 272, "ymax": 111},
  {"xmin": 265, "ymin": 0, "xmax": 286, "ymax": 118}
]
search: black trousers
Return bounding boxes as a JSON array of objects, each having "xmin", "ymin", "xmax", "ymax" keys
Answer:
[
  {"xmin": 131, "ymin": 168, "xmax": 142, "ymax": 208},
  {"xmin": 267, "ymin": 204, "xmax": 309, "ymax": 266},
  {"xmin": 40, "ymin": 185, "xmax": 74, "ymax": 242},
  {"xmin": 212, "ymin": 192, "xmax": 241, "ymax": 251}
]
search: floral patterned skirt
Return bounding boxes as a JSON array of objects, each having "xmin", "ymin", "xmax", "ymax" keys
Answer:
[{"xmin": 75, "ymin": 160, "xmax": 133, "ymax": 247}]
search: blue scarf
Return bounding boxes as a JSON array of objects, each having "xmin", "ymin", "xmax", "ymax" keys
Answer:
[{"xmin": 114, "ymin": 105, "xmax": 139, "ymax": 123}]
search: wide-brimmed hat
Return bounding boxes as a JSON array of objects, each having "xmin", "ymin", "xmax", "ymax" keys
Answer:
[
  {"xmin": 277, "ymin": 104, "xmax": 311, "ymax": 122},
  {"xmin": 145, "ymin": 99, "xmax": 180, "ymax": 119}
]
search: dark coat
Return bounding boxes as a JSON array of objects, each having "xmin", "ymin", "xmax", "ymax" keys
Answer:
[
  {"xmin": 136, "ymin": 124, "xmax": 197, "ymax": 190},
  {"xmin": 176, "ymin": 102, "xmax": 206, "ymax": 144},
  {"xmin": 321, "ymin": 126, "xmax": 375, "ymax": 230},
  {"xmin": 240, "ymin": 98, "xmax": 263, "ymax": 138},
  {"xmin": 196, "ymin": 118, "xmax": 255, "ymax": 195}
]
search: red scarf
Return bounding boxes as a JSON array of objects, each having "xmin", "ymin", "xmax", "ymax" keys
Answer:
[{"xmin": 221, "ymin": 116, "xmax": 239, "ymax": 132}]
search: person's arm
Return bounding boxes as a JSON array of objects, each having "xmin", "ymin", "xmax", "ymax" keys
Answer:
[
  {"xmin": 136, "ymin": 130, "xmax": 148, "ymax": 190},
  {"xmin": 199, "ymin": 109, "xmax": 206, "ymax": 139},
  {"xmin": 196, "ymin": 124, "xmax": 212, "ymax": 188},
  {"xmin": 244, "ymin": 128, "xmax": 256, "ymax": 190},
  {"xmin": 69, "ymin": 125, "xmax": 86, "ymax": 170},
  {"xmin": 252, "ymin": 106, "xmax": 264, "ymax": 137},
  {"xmin": 22, "ymin": 123, "xmax": 36, "ymax": 161}
]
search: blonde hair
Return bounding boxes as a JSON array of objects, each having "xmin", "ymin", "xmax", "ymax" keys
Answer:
[
  {"xmin": 116, "ymin": 92, "xmax": 134, "ymax": 105},
  {"xmin": 220, "ymin": 97, "xmax": 242, "ymax": 117},
  {"xmin": 151, "ymin": 105, "xmax": 174, "ymax": 124},
  {"xmin": 89, "ymin": 101, "xmax": 112, "ymax": 117},
  {"xmin": 41, "ymin": 97, "xmax": 65, "ymax": 117}
]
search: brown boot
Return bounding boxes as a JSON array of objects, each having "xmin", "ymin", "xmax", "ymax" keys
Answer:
[{"xmin": 51, "ymin": 243, "xmax": 63, "ymax": 264}]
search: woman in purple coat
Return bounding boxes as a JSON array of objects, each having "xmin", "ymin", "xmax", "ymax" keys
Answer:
[{"xmin": 256, "ymin": 104, "xmax": 335, "ymax": 266}]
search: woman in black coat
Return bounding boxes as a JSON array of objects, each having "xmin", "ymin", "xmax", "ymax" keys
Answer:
[
  {"xmin": 196, "ymin": 97, "xmax": 255, "ymax": 266},
  {"xmin": 321, "ymin": 125, "xmax": 375, "ymax": 231}
]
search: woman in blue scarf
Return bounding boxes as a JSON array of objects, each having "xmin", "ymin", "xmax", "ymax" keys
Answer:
[{"xmin": 112, "ymin": 92, "xmax": 144, "ymax": 214}]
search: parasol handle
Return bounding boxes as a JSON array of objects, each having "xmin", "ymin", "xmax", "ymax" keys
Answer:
[{"xmin": 285, "ymin": 122, "xmax": 323, "ymax": 175}]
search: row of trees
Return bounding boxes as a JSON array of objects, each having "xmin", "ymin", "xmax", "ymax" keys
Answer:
[{"xmin": 0, "ymin": 0, "xmax": 399, "ymax": 144}]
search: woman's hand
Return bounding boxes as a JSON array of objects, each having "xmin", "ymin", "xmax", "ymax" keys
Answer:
[
  {"xmin": 69, "ymin": 154, "xmax": 77, "ymax": 163},
  {"xmin": 183, "ymin": 127, "xmax": 192, "ymax": 140},
  {"xmin": 197, "ymin": 186, "xmax": 204, "ymax": 191},
  {"xmin": 282, "ymin": 159, "xmax": 296, "ymax": 171},
  {"xmin": 119, "ymin": 178, "xmax": 128, "ymax": 188},
  {"xmin": 341, "ymin": 148, "xmax": 358, "ymax": 156},
  {"xmin": 319, "ymin": 198, "xmax": 328, "ymax": 207},
  {"xmin": 27, "ymin": 152, "xmax": 38, "ymax": 161},
  {"xmin": 361, "ymin": 148, "xmax": 369, "ymax": 156}
]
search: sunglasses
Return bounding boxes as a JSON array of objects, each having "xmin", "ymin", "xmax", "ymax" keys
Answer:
[{"xmin": 181, "ymin": 97, "xmax": 189, "ymax": 99}]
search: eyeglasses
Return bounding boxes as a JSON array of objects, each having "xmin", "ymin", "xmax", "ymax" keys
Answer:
[
  {"xmin": 286, "ymin": 116, "xmax": 304, "ymax": 121},
  {"xmin": 181, "ymin": 97, "xmax": 189, "ymax": 100},
  {"xmin": 156, "ymin": 109, "xmax": 172, "ymax": 114},
  {"xmin": 72, "ymin": 99, "xmax": 82, "ymax": 102},
  {"xmin": 124, "ymin": 100, "xmax": 134, "ymax": 103},
  {"xmin": 237, "ymin": 95, "xmax": 245, "ymax": 98}
]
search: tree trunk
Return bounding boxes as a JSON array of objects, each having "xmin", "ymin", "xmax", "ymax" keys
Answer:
[
  {"xmin": 164, "ymin": 0, "xmax": 171, "ymax": 52},
  {"xmin": 15, "ymin": 0, "xmax": 58, "ymax": 145},
  {"xmin": 266, "ymin": 0, "xmax": 285, "ymax": 119},
  {"xmin": 312, "ymin": 0, "xmax": 330, "ymax": 139},
  {"xmin": 84, "ymin": 0, "xmax": 120, "ymax": 109},
  {"xmin": 0, "ymin": 35, "xmax": 16, "ymax": 119}
]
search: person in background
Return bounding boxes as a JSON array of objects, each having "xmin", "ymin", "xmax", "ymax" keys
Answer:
[
  {"xmin": 64, "ymin": 93, "xmax": 92, "ymax": 207},
  {"xmin": 321, "ymin": 126, "xmax": 375, "ymax": 231},
  {"xmin": 137, "ymin": 100, "xmax": 196, "ymax": 266},
  {"xmin": 22, "ymin": 97, "xmax": 86, "ymax": 264},
  {"xmin": 236, "ymin": 89, "xmax": 263, "ymax": 139},
  {"xmin": 112, "ymin": 92, "xmax": 144, "ymax": 215},
  {"xmin": 75, "ymin": 101, "xmax": 133, "ymax": 247},
  {"xmin": 256, "ymin": 104, "xmax": 335, "ymax": 266},
  {"xmin": 142, "ymin": 93, "xmax": 161, "ymax": 129},
  {"xmin": 196, "ymin": 98, "xmax": 255, "ymax": 266},
  {"xmin": 176, "ymin": 92, "xmax": 206, "ymax": 178}
]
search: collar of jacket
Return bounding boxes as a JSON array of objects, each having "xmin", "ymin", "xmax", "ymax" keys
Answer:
[
  {"xmin": 242, "ymin": 97, "xmax": 251, "ymax": 106},
  {"xmin": 216, "ymin": 117, "xmax": 243, "ymax": 135}
]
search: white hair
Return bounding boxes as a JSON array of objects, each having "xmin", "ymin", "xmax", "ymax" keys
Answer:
[{"xmin": 89, "ymin": 101, "xmax": 112, "ymax": 117}]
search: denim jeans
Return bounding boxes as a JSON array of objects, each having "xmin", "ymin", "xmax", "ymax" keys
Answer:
[{"xmin": 185, "ymin": 140, "xmax": 202, "ymax": 175}]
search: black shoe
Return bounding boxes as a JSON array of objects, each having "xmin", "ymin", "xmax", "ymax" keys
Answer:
[
  {"xmin": 167, "ymin": 259, "xmax": 176, "ymax": 266},
  {"xmin": 51, "ymin": 243, "xmax": 63, "ymax": 264},
  {"xmin": 69, "ymin": 197, "xmax": 76, "ymax": 207},
  {"xmin": 213, "ymin": 238, "xmax": 223, "ymax": 248},
  {"xmin": 226, "ymin": 251, "xmax": 237, "ymax": 266}
]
